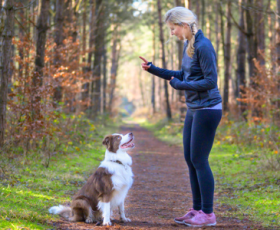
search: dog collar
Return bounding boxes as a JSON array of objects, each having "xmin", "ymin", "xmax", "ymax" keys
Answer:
[
  {"xmin": 111, "ymin": 160, "xmax": 124, "ymax": 165},
  {"xmin": 110, "ymin": 160, "xmax": 128, "ymax": 169}
]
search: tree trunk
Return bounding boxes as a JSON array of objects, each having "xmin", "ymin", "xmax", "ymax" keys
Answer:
[
  {"xmin": 277, "ymin": 0, "xmax": 280, "ymax": 65},
  {"xmin": 219, "ymin": 2, "xmax": 225, "ymax": 96},
  {"xmin": 77, "ymin": 0, "xmax": 87, "ymax": 113},
  {"xmin": 256, "ymin": 0, "xmax": 265, "ymax": 66},
  {"xmin": 108, "ymin": 24, "xmax": 121, "ymax": 112},
  {"xmin": 276, "ymin": 0, "xmax": 280, "ymax": 120},
  {"xmin": 92, "ymin": 0, "xmax": 105, "ymax": 116},
  {"xmin": 267, "ymin": 0, "xmax": 273, "ymax": 67},
  {"xmin": 151, "ymin": 20, "xmax": 156, "ymax": 114},
  {"xmin": 185, "ymin": 0, "xmax": 191, "ymax": 9},
  {"xmin": 53, "ymin": 0, "xmax": 64, "ymax": 105},
  {"xmin": 72, "ymin": 0, "xmax": 79, "ymax": 42},
  {"xmin": 157, "ymin": 0, "xmax": 172, "ymax": 120},
  {"xmin": 82, "ymin": 0, "xmax": 95, "ymax": 106},
  {"xmin": 196, "ymin": 0, "xmax": 200, "ymax": 22},
  {"xmin": 222, "ymin": 1, "xmax": 231, "ymax": 111},
  {"xmin": 102, "ymin": 43, "xmax": 107, "ymax": 113},
  {"xmin": 236, "ymin": 0, "xmax": 246, "ymax": 117},
  {"xmin": 215, "ymin": 0, "xmax": 220, "ymax": 78},
  {"xmin": 174, "ymin": 0, "xmax": 184, "ymax": 7},
  {"xmin": 0, "ymin": 0, "xmax": 14, "ymax": 147},
  {"xmin": 245, "ymin": 0, "xmax": 258, "ymax": 80},
  {"xmin": 33, "ymin": 0, "xmax": 50, "ymax": 90},
  {"xmin": 201, "ymin": 0, "xmax": 205, "ymax": 32},
  {"xmin": 223, "ymin": 1, "xmax": 231, "ymax": 112}
]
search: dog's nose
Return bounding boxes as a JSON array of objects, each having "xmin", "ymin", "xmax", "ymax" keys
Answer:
[{"xmin": 129, "ymin": 132, "xmax": 133, "ymax": 136}]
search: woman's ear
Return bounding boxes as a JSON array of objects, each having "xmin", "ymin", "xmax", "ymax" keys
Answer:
[{"xmin": 181, "ymin": 22, "xmax": 188, "ymax": 28}]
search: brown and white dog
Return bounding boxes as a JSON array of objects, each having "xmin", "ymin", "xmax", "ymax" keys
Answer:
[{"xmin": 49, "ymin": 133, "xmax": 135, "ymax": 226}]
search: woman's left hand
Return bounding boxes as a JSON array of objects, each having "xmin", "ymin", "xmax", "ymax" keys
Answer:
[{"xmin": 169, "ymin": 76, "xmax": 180, "ymax": 89}]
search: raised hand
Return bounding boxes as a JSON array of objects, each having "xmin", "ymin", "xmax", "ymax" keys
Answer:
[{"xmin": 139, "ymin": 56, "xmax": 151, "ymax": 71}]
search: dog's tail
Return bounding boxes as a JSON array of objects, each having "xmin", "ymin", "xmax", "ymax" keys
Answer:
[{"xmin": 49, "ymin": 205, "xmax": 72, "ymax": 219}]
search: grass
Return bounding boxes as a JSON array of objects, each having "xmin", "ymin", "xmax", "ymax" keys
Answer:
[
  {"xmin": 211, "ymin": 144, "xmax": 280, "ymax": 228},
  {"xmin": 0, "ymin": 122, "xmax": 120, "ymax": 230},
  {"xmin": 140, "ymin": 119, "xmax": 280, "ymax": 228}
]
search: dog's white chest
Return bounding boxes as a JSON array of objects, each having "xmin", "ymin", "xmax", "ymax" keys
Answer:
[{"xmin": 111, "ymin": 165, "xmax": 133, "ymax": 191}]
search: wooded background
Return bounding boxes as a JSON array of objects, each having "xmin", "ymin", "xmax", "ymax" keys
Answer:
[{"xmin": 0, "ymin": 0, "xmax": 279, "ymax": 152}]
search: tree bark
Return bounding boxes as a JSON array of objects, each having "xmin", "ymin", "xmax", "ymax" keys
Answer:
[
  {"xmin": 215, "ymin": 0, "xmax": 220, "ymax": 78},
  {"xmin": 33, "ymin": 0, "xmax": 49, "ymax": 100},
  {"xmin": 0, "ymin": 0, "xmax": 14, "ymax": 147},
  {"xmin": 157, "ymin": 0, "xmax": 172, "ymax": 120},
  {"xmin": 53, "ymin": 0, "xmax": 64, "ymax": 104},
  {"xmin": 196, "ymin": 0, "xmax": 200, "ymax": 22},
  {"xmin": 185, "ymin": 0, "xmax": 191, "ymax": 9},
  {"xmin": 276, "ymin": 0, "xmax": 280, "ymax": 120},
  {"xmin": 219, "ymin": 2, "xmax": 225, "ymax": 95},
  {"xmin": 151, "ymin": 20, "xmax": 156, "ymax": 114},
  {"xmin": 82, "ymin": 0, "xmax": 95, "ymax": 106},
  {"xmin": 223, "ymin": 1, "xmax": 231, "ymax": 112},
  {"xmin": 201, "ymin": 0, "xmax": 205, "ymax": 32},
  {"xmin": 277, "ymin": 0, "xmax": 280, "ymax": 65},
  {"xmin": 92, "ymin": 0, "xmax": 105, "ymax": 116},
  {"xmin": 102, "ymin": 43, "xmax": 107, "ymax": 113},
  {"xmin": 108, "ymin": 24, "xmax": 121, "ymax": 112},
  {"xmin": 236, "ymin": 0, "xmax": 246, "ymax": 117},
  {"xmin": 256, "ymin": 0, "xmax": 265, "ymax": 66},
  {"xmin": 245, "ymin": 0, "xmax": 258, "ymax": 80}
]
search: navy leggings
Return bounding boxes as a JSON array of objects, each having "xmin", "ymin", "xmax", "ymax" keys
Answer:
[{"xmin": 183, "ymin": 109, "xmax": 222, "ymax": 214}]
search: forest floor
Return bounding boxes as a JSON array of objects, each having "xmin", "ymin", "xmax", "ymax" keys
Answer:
[{"xmin": 54, "ymin": 124, "xmax": 274, "ymax": 230}]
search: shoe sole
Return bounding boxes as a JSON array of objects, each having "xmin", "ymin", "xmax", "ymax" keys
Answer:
[
  {"xmin": 174, "ymin": 219, "xmax": 185, "ymax": 224},
  {"xmin": 184, "ymin": 222, "xmax": 217, "ymax": 227}
]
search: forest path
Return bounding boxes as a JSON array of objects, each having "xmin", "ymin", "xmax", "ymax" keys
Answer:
[{"xmin": 55, "ymin": 124, "xmax": 268, "ymax": 230}]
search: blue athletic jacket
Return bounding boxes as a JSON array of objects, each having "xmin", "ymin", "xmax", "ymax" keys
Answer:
[{"xmin": 147, "ymin": 30, "xmax": 222, "ymax": 110}]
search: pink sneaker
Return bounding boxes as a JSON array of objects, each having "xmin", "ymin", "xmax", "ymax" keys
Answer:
[
  {"xmin": 183, "ymin": 210, "xmax": 216, "ymax": 227},
  {"xmin": 174, "ymin": 208, "xmax": 200, "ymax": 224}
]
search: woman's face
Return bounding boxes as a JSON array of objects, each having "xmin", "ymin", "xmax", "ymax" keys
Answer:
[{"xmin": 167, "ymin": 22, "xmax": 192, "ymax": 40}]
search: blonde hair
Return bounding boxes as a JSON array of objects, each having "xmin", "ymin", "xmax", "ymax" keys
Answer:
[{"xmin": 165, "ymin": 7, "xmax": 198, "ymax": 58}]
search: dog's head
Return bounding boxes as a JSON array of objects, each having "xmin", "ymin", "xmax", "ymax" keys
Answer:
[{"xmin": 102, "ymin": 132, "xmax": 135, "ymax": 153}]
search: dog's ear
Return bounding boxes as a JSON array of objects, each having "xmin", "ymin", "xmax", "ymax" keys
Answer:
[{"xmin": 102, "ymin": 135, "xmax": 111, "ymax": 148}]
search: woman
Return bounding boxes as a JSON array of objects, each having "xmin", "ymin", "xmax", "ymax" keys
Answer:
[{"xmin": 139, "ymin": 7, "xmax": 222, "ymax": 227}]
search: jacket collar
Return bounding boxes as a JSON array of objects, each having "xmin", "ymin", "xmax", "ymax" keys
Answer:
[{"xmin": 195, "ymin": 29, "xmax": 204, "ymax": 41}]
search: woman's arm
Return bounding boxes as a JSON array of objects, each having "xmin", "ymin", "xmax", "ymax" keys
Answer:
[
  {"xmin": 169, "ymin": 45, "xmax": 217, "ymax": 91},
  {"xmin": 140, "ymin": 56, "xmax": 184, "ymax": 81},
  {"xmin": 147, "ymin": 62, "xmax": 184, "ymax": 81}
]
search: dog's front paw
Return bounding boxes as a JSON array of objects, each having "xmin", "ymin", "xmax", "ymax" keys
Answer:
[
  {"xmin": 102, "ymin": 220, "xmax": 112, "ymax": 226},
  {"xmin": 121, "ymin": 217, "xmax": 131, "ymax": 222},
  {"xmin": 85, "ymin": 217, "xmax": 94, "ymax": 223}
]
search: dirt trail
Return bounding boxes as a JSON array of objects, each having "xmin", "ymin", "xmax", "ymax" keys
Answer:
[{"xmin": 55, "ymin": 124, "xmax": 271, "ymax": 230}]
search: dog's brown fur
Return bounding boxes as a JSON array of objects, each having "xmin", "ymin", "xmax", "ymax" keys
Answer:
[
  {"xmin": 102, "ymin": 135, "xmax": 122, "ymax": 153},
  {"xmin": 59, "ymin": 167, "xmax": 114, "ymax": 222}
]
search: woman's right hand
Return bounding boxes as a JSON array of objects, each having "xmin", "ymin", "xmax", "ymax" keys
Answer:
[{"xmin": 139, "ymin": 56, "xmax": 151, "ymax": 71}]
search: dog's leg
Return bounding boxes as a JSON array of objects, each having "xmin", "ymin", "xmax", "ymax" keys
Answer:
[
  {"xmin": 118, "ymin": 201, "xmax": 131, "ymax": 222},
  {"xmin": 85, "ymin": 206, "xmax": 94, "ymax": 223},
  {"xmin": 101, "ymin": 202, "xmax": 112, "ymax": 226},
  {"xmin": 110, "ymin": 210, "xmax": 116, "ymax": 221},
  {"xmin": 69, "ymin": 208, "xmax": 84, "ymax": 222}
]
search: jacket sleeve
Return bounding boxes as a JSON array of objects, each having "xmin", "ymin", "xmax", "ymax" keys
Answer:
[
  {"xmin": 170, "ymin": 45, "xmax": 217, "ymax": 91},
  {"xmin": 147, "ymin": 62, "xmax": 184, "ymax": 81}
]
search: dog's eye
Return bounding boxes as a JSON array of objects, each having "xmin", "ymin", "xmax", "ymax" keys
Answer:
[{"xmin": 118, "ymin": 136, "xmax": 121, "ymax": 139}]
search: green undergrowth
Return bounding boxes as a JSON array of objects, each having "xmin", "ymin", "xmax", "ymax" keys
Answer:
[
  {"xmin": 0, "ymin": 119, "xmax": 121, "ymax": 230},
  {"xmin": 141, "ymin": 119, "xmax": 280, "ymax": 229}
]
